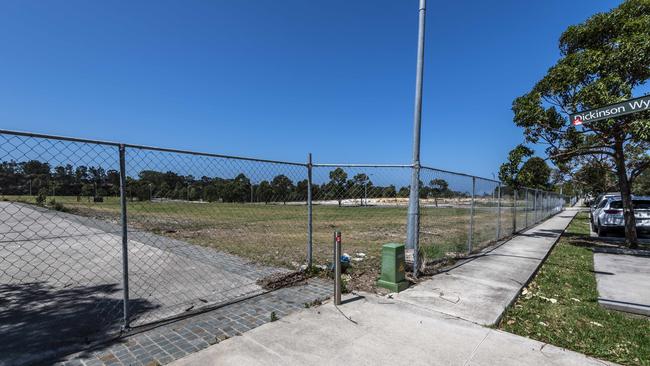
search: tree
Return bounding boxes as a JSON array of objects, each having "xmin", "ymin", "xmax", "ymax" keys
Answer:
[
  {"xmin": 499, "ymin": 145, "xmax": 533, "ymax": 189},
  {"xmin": 294, "ymin": 179, "xmax": 310, "ymax": 202},
  {"xmin": 22, "ymin": 160, "xmax": 50, "ymax": 193},
  {"xmin": 382, "ymin": 185, "xmax": 397, "ymax": 198},
  {"xmin": 397, "ymin": 186, "xmax": 410, "ymax": 198},
  {"xmin": 352, "ymin": 173, "xmax": 373, "ymax": 205},
  {"xmin": 352, "ymin": 173, "xmax": 370, "ymax": 196},
  {"xmin": 36, "ymin": 187, "xmax": 47, "ymax": 206},
  {"xmin": 256, "ymin": 180, "xmax": 273, "ymax": 204},
  {"xmin": 573, "ymin": 157, "xmax": 618, "ymax": 195},
  {"xmin": 633, "ymin": 168, "xmax": 650, "ymax": 195},
  {"xmin": 271, "ymin": 174, "xmax": 294, "ymax": 204},
  {"xmin": 327, "ymin": 168, "xmax": 348, "ymax": 206},
  {"xmin": 498, "ymin": 145, "xmax": 550, "ymax": 189},
  {"xmin": 519, "ymin": 157, "xmax": 551, "ymax": 190},
  {"xmin": 229, "ymin": 173, "xmax": 251, "ymax": 203},
  {"xmin": 429, "ymin": 178, "xmax": 450, "ymax": 207},
  {"xmin": 511, "ymin": 0, "xmax": 650, "ymax": 247}
]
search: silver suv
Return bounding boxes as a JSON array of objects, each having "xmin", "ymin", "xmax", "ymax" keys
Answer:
[{"xmin": 591, "ymin": 196, "xmax": 650, "ymax": 236}]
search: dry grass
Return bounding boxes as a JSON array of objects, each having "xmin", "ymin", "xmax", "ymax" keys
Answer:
[{"xmin": 7, "ymin": 195, "xmax": 520, "ymax": 290}]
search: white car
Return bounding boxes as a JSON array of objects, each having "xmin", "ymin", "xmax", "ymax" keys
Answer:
[
  {"xmin": 592, "ymin": 196, "xmax": 650, "ymax": 236},
  {"xmin": 589, "ymin": 192, "xmax": 619, "ymax": 228}
]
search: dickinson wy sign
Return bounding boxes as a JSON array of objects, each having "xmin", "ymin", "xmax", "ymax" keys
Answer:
[{"xmin": 570, "ymin": 95, "xmax": 650, "ymax": 126}]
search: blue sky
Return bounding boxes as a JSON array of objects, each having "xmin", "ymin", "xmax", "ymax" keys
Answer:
[{"xmin": 0, "ymin": 0, "xmax": 629, "ymax": 178}]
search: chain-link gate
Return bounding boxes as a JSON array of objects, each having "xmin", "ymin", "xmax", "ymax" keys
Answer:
[{"xmin": 0, "ymin": 131, "xmax": 310, "ymax": 363}]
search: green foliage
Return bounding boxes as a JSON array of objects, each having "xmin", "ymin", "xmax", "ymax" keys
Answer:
[
  {"xmin": 270, "ymin": 311, "xmax": 278, "ymax": 322},
  {"xmin": 633, "ymin": 169, "xmax": 650, "ymax": 195},
  {"xmin": 53, "ymin": 201, "xmax": 66, "ymax": 212},
  {"xmin": 35, "ymin": 188, "xmax": 47, "ymax": 206},
  {"xmin": 271, "ymin": 174, "xmax": 293, "ymax": 204},
  {"xmin": 499, "ymin": 145, "xmax": 550, "ymax": 189},
  {"xmin": 511, "ymin": 0, "xmax": 650, "ymax": 244},
  {"xmin": 512, "ymin": 0, "xmax": 650, "ymax": 162},
  {"xmin": 327, "ymin": 168, "xmax": 348, "ymax": 206},
  {"xmin": 255, "ymin": 180, "xmax": 273, "ymax": 204},
  {"xmin": 574, "ymin": 158, "xmax": 618, "ymax": 195},
  {"xmin": 519, "ymin": 157, "xmax": 552, "ymax": 189}
]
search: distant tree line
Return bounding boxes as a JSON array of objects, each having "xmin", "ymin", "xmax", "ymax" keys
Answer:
[{"xmin": 0, "ymin": 161, "xmax": 471, "ymax": 204}]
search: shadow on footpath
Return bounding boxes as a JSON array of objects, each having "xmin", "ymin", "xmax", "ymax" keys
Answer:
[{"xmin": 0, "ymin": 281, "xmax": 157, "ymax": 365}]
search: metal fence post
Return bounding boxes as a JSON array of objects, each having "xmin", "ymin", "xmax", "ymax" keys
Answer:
[
  {"xmin": 334, "ymin": 231, "xmax": 342, "ymax": 305},
  {"xmin": 512, "ymin": 189, "xmax": 517, "ymax": 234},
  {"xmin": 525, "ymin": 188, "xmax": 529, "ymax": 228},
  {"xmin": 468, "ymin": 176, "xmax": 476, "ymax": 253},
  {"xmin": 496, "ymin": 183, "xmax": 501, "ymax": 240},
  {"xmin": 543, "ymin": 192, "xmax": 547, "ymax": 218},
  {"xmin": 533, "ymin": 190, "xmax": 538, "ymax": 223},
  {"xmin": 118, "ymin": 144, "xmax": 130, "ymax": 329},
  {"xmin": 307, "ymin": 153, "xmax": 313, "ymax": 269},
  {"xmin": 406, "ymin": 0, "xmax": 427, "ymax": 276}
]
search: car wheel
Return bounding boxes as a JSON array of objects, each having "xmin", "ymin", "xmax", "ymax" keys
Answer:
[{"xmin": 597, "ymin": 222, "xmax": 608, "ymax": 237}]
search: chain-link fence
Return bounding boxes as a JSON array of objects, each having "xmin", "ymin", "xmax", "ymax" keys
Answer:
[
  {"xmin": 418, "ymin": 167, "xmax": 567, "ymax": 266},
  {"xmin": 0, "ymin": 130, "xmax": 573, "ymax": 353}
]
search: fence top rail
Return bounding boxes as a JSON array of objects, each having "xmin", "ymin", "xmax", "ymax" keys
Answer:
[
  {"xmin": 0, "ymin": 129, "xmax": 123, "ymax": 147},
  {"xmin": 0, "ymin": 129, "xmax": 575, "ymax": 199},
  {"xmin": 420, "ymin": 164, "xmax": 501, "ymax": 184},
  {"xmin": 0, "ymin": 129, "xmax": 307, "ymax": 167},
  {"xmin": 312, "ymin": 163, "xmax": 413, "ymax": 168}
]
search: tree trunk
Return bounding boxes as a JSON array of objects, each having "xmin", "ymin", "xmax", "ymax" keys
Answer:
[{"xmin": 613, "ymin": 140, "xmax": 638, "ymax": 248}]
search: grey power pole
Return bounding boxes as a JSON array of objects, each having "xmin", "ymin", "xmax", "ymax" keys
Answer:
[{"xmin": 406, "ymin": 0, "xmax": 427, "ymax": 275}]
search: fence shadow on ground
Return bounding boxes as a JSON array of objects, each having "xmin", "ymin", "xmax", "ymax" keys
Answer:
[
  {"xmin": 0, "ymin": 281, "xmax": 157, "ymax": 365},
  {"xmin": 517, "ymin": 228, "xmax": 564, "ymax": 238}
]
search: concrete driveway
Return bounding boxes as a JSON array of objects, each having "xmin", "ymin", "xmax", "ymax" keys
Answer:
[{"xmin": 0, "ymin": 201, "xmax": 284, "ymax": 366}]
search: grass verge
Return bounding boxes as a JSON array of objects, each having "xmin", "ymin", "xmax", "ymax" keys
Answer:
[{"xmin": 499, "ymin": 212, "xmax": 650, "ymax": 366}]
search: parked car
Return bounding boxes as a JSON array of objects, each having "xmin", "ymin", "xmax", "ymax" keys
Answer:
[
  {"xmin": 591, "ymin": 196, "xmax": 650, "ymax": 236},
  {"xmin": 589, "ymin": 192, "xmax": 619, "ymax": 227}
]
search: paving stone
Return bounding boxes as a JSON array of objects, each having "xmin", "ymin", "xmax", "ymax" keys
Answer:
[{"xmin": 57, "ymin": 279, "xmax": 330, "ymax": 365}]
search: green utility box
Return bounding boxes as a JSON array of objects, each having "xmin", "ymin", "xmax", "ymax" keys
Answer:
[{"xmin": 376, "ymin": 243, "xmax": 409, "ymax": 292}]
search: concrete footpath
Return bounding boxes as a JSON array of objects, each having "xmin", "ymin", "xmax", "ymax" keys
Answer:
[
  {"xmin": 172, "ymin": 208, "xmax": 612, "ymax": 366},
  {"xmin": 396, "ymin": 208, "xmax": 579, "ymax": 326}
]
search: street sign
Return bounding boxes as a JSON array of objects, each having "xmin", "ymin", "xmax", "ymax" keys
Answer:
[{"xmin": 570, "ymin": 95, "xmax": 650, "ymax": 126}]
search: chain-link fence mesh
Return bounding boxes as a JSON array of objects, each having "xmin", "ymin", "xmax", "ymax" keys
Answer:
[
  {"xmin": 418, "ymin": 167, "xmax": 570, "ymax": 267},
  {"xmin": 0, "ymin": 133, "xmax": 128, "ymax": 357},
  {"xmin": 310, "ymin": 165, "xmax": 411, "ymax": 276},
  {"xmin": 0, "ymin": 130, "xmax": 574, "ymax": 356},
  {"xmin": 418, "ymin": 168, "xmax": 473, "ymax": 262},
  {"xmin": 121, "ymin": 146, "xmax": 307, "ymax": 326}
]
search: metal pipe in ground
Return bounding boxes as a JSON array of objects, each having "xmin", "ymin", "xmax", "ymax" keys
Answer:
[
  {"xmin": 334, "ymin": 231, "xmax": 342, "ymax": 305},
  {"xmin": 306, "ymin": 153, "xmax": 313, "ymax": 269}
]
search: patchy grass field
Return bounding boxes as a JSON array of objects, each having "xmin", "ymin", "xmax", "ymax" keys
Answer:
[
  {"xmin": 6, "ymin": 195, "xmax": 513, "ymax": 291},
  {"xmin": 499, "ymin": 212, "xmax": 650, "ymax": 366}
]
